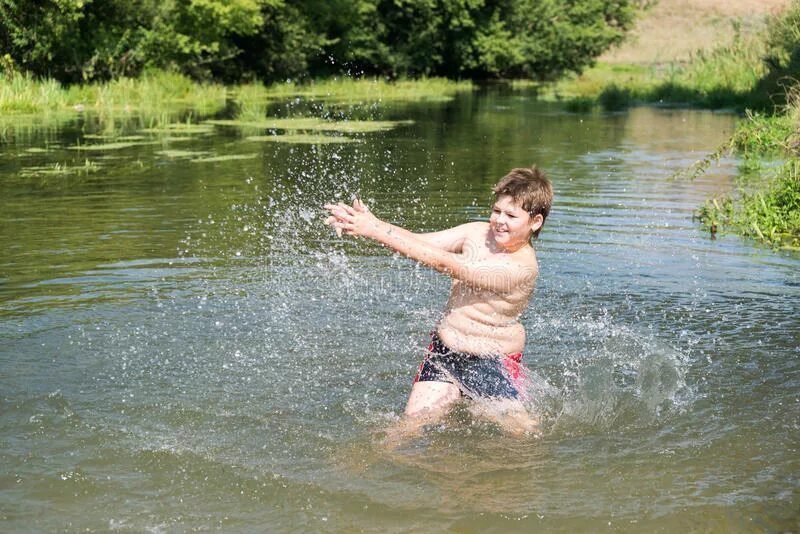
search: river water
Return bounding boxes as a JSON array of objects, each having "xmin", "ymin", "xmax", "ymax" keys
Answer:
[{"xmin": 1, "ymin": 89, "xmax": 798, "ymax": 531}]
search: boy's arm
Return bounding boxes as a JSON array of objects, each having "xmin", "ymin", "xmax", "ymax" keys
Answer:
[
  {"xmin": 324, "ymin": 202, "xmax": 536, "ymax": 293},
  {"xmin": 391, "ymin": 222, "xmax": 483, "ymax": 253},
  {"xmin": 344, "ymin": 198, "xmax": 477, "ymax": 252}
]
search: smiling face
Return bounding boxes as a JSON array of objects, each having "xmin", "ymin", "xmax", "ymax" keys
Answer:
[{"xmin": 489, "ymin": 195, "xmax": 543, "ymax": 251}]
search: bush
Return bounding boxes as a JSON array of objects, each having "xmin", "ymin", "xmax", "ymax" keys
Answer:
[{"xmin": 698, "ymin": 160, "xmax": 800, "ymax": 249}]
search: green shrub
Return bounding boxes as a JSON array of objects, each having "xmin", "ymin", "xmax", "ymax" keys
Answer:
[{"xmin": 698, "ymin": 160, "xmax": 800, "ymax": 249}]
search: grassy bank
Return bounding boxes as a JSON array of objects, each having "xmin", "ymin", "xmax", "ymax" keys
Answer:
[
  {"xmin": 0, "ymin": 70, "xmax": 228, "ymax": 117},
  {"xmin": 539, "ymin": 30, "xmax": 769, "ymax": 112},
  {"xmin": 695, "ymin": 87, "xmax": 800, "ymax": 250},
  {"xmin": 543, "ymin": 0, "xmax": 799, "ymax": 250},
  {"xmin": 697, "ymin": 160, "xmax": 800, "ymax": 250},
  {"xmin": 0, "ymin": 70, "xmax": 472, "ymax": 123}
]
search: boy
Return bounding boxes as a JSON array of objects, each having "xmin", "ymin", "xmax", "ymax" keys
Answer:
[{"xmin": 324, "ymin": 166, "xmax": 553, "ymax": 434}]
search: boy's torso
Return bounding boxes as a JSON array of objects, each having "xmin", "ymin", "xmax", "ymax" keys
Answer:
[{"xmin": 437, "ymin": 223, "xmax": 537, "ymax": 356}]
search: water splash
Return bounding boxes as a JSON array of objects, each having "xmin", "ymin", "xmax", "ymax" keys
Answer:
[{"xmin": 528, "ymin": 313, "xmax": 692, "ymax": 435}]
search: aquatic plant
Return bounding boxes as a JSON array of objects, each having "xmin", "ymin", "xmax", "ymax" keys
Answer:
[
  {"xmin": 245, "ymin": 133, "xmax": 358, "ymax": 144},
  {"xmin": 190, "ymin": 153, "xmax": 258, "ymax": 163},
  {"xmin": 206, "ymin": 117, "xmax": 413, "ymax": 133},
  {"xmin": 68, "ymin": 140, "xmax": 160, "ymax": 152},
  {"xmin": 19, "ymin": 159, "xmax": 101, "ymax": 177},
  {"xmin": 140, "ymin": 123, "xmax": 216, "ymax": 135},
  {"xmin": 156, "ymin": 150, "xmax": 210, "ymax": 159}
]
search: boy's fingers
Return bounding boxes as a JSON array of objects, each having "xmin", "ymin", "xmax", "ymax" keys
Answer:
[
  {"xmin": 353, "ymin": 198, "xmax": 370, "ymax": 212},
  {"xmin": 338, "ymin": 202, "xmax": 357, "ymax": 216},
  {"xmin": 325, "ymin": 205, "xmax": 351, "ymax": 220}
]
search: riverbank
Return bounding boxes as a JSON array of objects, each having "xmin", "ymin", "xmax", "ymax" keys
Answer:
[
  {"xmin": 695, "ymin": 91, "xmax": 800, "ymax": 250},
  {"xmin": 547, "ymin": 0, "xmax": 799, "ymax": 250},
  {"xmin": 0, "ymin": 70, "xmax": 471, "ymax": 120}
]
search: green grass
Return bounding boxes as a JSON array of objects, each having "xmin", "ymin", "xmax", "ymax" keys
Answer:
[
  {"xmin": 697, "ymin": 159, "xmax": 800, "ymax": 249},
  {"xmin": 0, "ymin": 70, "xmax": 227, "ymax": 127},
  {"xmin": 537, "ymin": 31, "xmax": 767, "ymax": 112},
  {"xmin": 231, "ymin": 77, "xmax": 471, "ymax": 121},
  {"xmin": 0, "ymin": 71, "xmax": 468, "ymax": 130},
  {"xmin": 534, "ymin": 63, "xmax": 656, "ymax": 104},
  {"xmin": 0, "ymin": 72, "xmax": 67, "ymax": 113},
  {"xmin": 260, "ymin": 76, "xmax": 472, "ymax": 102},
  {"xmin": 694, "ymin": 80, "xmax": 800, "ymax": 249},
  {"xmin": 730, "ymin": 111, "xmax": 797, "ymax": 156}
]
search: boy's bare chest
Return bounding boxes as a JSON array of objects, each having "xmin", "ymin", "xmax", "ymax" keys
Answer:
[{"xmin": 462, "ymin": 234, "xmax": 498, "ymax": 261}]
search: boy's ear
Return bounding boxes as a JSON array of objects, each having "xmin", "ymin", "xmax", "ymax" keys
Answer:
[{"xmin": 529, "ymin": 213, "xmax": 544, "ymax": 234}]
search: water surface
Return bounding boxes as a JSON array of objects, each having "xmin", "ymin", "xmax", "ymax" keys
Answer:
[{"xmin": 1, "ymin": 90, "xmax": 798, "ymax": 531}]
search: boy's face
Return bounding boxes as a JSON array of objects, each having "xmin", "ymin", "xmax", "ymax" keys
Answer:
[{"xmin": 490, "ymin": 195, "xmax": 543, "ymax": 249}]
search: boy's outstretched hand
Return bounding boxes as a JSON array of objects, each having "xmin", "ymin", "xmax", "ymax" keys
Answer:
[{"xmin": 324, "ymin": 199, "xmax": 381, "ymax": 239}]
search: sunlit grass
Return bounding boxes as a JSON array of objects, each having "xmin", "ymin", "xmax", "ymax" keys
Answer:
[
  {"xmin": 533, "ymin": 63, "xmax": 656, "ymax": 102},
  {"xmin": 0, "ymin": 71, "xmax": 227, "ymax": 129},
  {"xmin": 536, "ymin": 31, "xmax": 767, "ymax": 112},
  {"xmin": 1, "ymin": 71, "xmax": 463, "ymax": 132},
  {"xmin": 231, "ymin": 77, "xmax": 469, "ymax": 122},
  {"xmin": 694, "ymin": 79, "xmax": 800, "ymax": 249},
  {"xmin": 697, "ymin": 159, "xmax": 800, "ymax": 249},
  {"xmin": 64, "ymin": 71, "xmax": 228, "ymax": 117},
  {"xmin": 261, "ymin": 77, "xmax": 472, "ymax": 102},
  {"xmin": 0, "ymin": 72, "xmax": 68, "ymax": 113}
]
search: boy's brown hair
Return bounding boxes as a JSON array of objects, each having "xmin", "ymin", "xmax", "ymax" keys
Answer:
[{"xmin": 492, "ymin": 165, "xmax": 553, "ymax": 238}]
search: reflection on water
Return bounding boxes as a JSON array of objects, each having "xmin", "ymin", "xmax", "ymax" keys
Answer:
[{"xmin": 1, "ymin": 90, "xmax": 798, "ymax": 531}]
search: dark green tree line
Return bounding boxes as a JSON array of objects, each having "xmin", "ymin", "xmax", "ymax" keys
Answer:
[{"xmin": 0, "ymin": 0, "xmax": 634, "ymax": 83}]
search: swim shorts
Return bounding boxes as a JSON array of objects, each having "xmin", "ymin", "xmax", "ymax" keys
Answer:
[{"xmin": 413, "ymin": 331, "xmax": 524, "ymax": 399}]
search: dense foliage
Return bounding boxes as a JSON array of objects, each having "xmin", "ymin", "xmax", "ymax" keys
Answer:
[{"xmin": 0, "ymin": 0, "xmax": 634, "ymax": 83}]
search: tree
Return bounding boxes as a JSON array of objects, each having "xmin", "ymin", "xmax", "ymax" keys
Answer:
[{"xmin": 1, "ymin": 0, "xmax": 636, "ymax": 83}]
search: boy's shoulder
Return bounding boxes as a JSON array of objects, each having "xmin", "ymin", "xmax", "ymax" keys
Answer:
[{"xmin": 462, "ymin": 220, "xmax": 490, "ymax": 234}]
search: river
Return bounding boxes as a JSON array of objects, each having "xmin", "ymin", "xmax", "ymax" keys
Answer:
[{"xmin": 1, "ymin": 88, "xmax": 798, "ymax": 531}]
